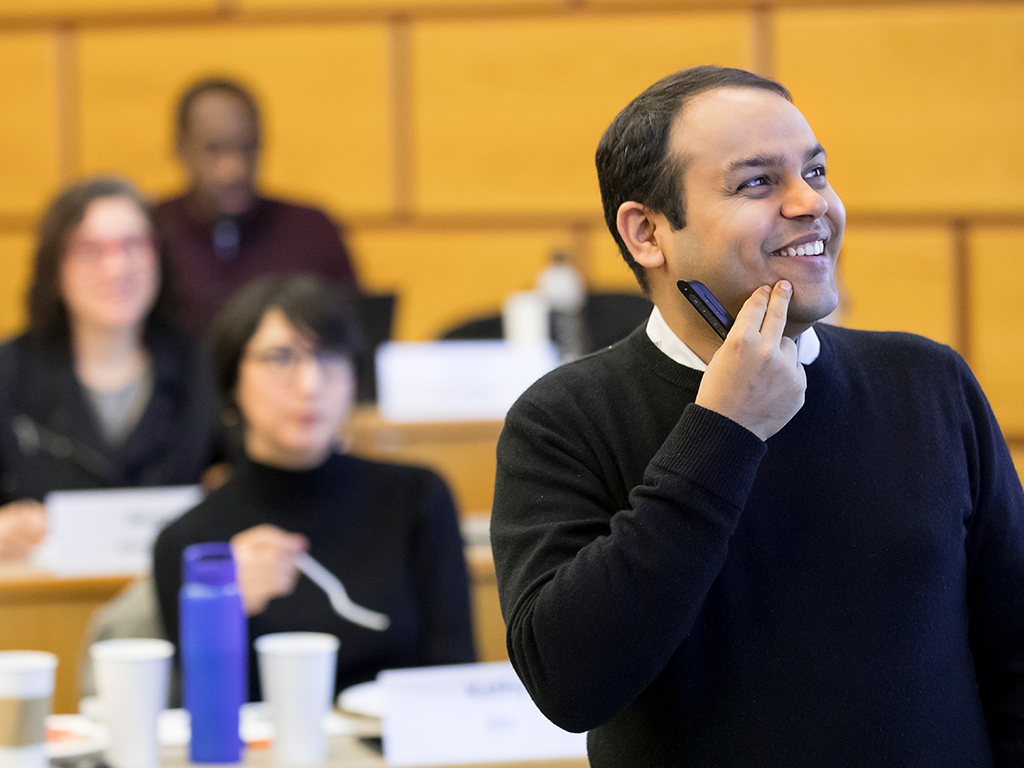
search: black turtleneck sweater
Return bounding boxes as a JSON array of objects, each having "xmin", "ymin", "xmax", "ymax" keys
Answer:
[
  {"xmin": 492, "ymin": 323, "xmax": 1024, "ymax": 767},
  {"xmin": 153, "ymin": 452, "xmax": 475, "ymax": 700}
]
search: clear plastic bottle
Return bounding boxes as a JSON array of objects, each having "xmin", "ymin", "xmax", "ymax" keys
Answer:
[
  {"xmin": 180, "ymin": 542, "xmax": 246, "ymax": 763},
  {"xmin": 537, "ymin": 251, "xmax": 587, "ymax": 362}
]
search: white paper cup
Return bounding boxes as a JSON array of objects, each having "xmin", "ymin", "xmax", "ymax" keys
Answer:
[
  {"xmin": 89, "ymin": 639, "xmax": 174, "ymax": 768},
  {"xmin": 0, "ymin": 651, "xmax": 57, "ymax": 768},
  {"xmin": 254, "ymin": 632, "xmax": 339, "ymax": 767},
  {"xmin": 502, "ymin": 290, "xmax": 550, "ymax": 345}
]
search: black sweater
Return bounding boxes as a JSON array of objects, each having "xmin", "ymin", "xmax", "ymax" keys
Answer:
[
  {"xmin": 153, "ymin": 452, "xmax": 476, "ymax": 700},
  {"xmin": 491, "ymin": 323, "xmax": 1024, "ymax": 767}
]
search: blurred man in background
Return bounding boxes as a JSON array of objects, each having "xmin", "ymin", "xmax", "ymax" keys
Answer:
[{"xmin": 156, "ymin": 78, "xmax": 360, "ymax": 335}]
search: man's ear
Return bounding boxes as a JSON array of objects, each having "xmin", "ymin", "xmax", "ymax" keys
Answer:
[{"xmin": 616, "ymin": 202, "xmax": 666, "ymax": 270}]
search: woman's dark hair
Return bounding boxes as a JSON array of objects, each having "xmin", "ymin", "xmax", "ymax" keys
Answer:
[
  {"xmin": 595, "ymin": 66, "xmax": 791, "ymax": 294},
  {"xmin": 28, "ymin": 176, "xmax": 176, "ymax": 349},
  {"xmin": 208, "ymin": 274, "xmax": 366, "ymax": 418}
]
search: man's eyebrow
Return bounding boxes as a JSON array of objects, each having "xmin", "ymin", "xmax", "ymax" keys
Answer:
[
  {"xmin": 805, "ymin": 143, "xmax": 826, "ymax": 162},
  {"xmin": 726, "ymin": 143, "xmax": 826, "ymax": 174}
]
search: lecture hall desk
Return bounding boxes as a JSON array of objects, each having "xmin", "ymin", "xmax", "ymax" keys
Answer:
[{"xmin": 0, "ymin": 410, "xmax": 509, "ymax": 715}]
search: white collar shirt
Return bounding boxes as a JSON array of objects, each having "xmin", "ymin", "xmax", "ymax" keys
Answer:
[{"xmin": 645, "ymin": 305, "xmax": 821, "ymax": 371}]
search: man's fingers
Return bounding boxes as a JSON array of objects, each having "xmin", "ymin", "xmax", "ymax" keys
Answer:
[
  {"xmin": 730, "ymin": 284, "xmax": 773, "ymax": 334},
  {"xmin": 759, "ymin": 280, "xmax": 792, "ymax": 342}
]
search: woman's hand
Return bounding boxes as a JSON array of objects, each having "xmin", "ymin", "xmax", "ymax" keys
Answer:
[
  {"xmin": 230, "ymin": 523, "xmax": 308, "ymax": 616},
  {"xmin": 0, "ymin": 500, "xmax": 47, "ymax": 561}
]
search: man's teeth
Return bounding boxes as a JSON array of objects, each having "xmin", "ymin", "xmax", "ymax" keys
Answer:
[{"xmin": 776, "ymin": 239, "xmax": 825, "ymax": 257}]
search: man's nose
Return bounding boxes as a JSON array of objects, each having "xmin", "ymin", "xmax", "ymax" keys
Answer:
[
  {"xmin": 215, "ymin": 150, "xmax": 252, "ymax": 184},
  {"xmin": 781, "ymin": 179, "xmax": 829, "ymax": 220}
]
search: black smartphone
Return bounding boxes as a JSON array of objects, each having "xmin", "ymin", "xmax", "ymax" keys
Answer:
[{"xmin": 677, "ymin": 280, "xmax": 734, "ymax": 340}]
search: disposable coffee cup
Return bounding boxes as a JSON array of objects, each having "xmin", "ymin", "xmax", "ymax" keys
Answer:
[
  {"xmin": 89, "ymin": 639, "xmax": 174, "ymax": 768},
  {"xmin": 254, "ymin": 632, "xmax": 339, "ymax": 767},
  {"xmin": 502, "ymin": 290, "xmax": 550, "ymax": 345},
  {"xmin": 0, "ymin": 651, "xmax": 58, "ymax": 768}
]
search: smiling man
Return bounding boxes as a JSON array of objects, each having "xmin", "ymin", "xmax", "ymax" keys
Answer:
[{"xmin": 490, "ymin": 66, "xmax": 1024, "ymax": 766}]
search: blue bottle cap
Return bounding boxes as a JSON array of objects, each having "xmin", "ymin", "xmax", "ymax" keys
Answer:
[{"xmin": 183, "ymin": 542, "xmax": 237, "ymax": 586}]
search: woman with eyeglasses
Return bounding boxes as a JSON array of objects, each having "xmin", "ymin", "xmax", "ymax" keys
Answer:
[
  {"xmin": 0, "ymin": 177, "xmax": 224, "ymax": 561},
  {"xmin": 152, "ymin": 274, "xmax": 476, "ymax": 700}
]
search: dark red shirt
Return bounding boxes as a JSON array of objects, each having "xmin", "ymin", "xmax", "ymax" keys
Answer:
[{"xmin": 156, "ymin": 195, "xmax": 359, "ymax": 335}]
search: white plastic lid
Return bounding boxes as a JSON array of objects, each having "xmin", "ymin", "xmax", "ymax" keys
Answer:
[
  {"xmin": 89, "ymin": 638, "xmax": 175, "ymax": 662},
  {"xmin": 0, "ymin": 651, "xmax": 58, "ymax": 698},
  {"xmin": 254, "ymin": 632, "xmax": 339, "ymax": 656}
]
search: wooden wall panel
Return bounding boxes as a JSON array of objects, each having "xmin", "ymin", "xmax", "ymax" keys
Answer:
[
  {"xmin": 587, "ymin": 227, "xmax": 645, "ymax": 294},
  {"xmin": 77, "ymin": 23, "xmax": 393, "ymax": 217},
  {"xmin": 0, "ymin": 32, "xmax": 61, "ymax": 219},
  {"xmin": 411, "ymin": 12, "xmax": 753, "ymax": 216},
  {"xmin": 349, "ymin": 228, "xmax": 571, "ymax": 340},
  {"xmin": 837, "ymin": 226, "xmax": 954, "ymax": 346},
  {"xmin": 0, "ymin": 232, "xmax": 36, "ymax": 342},
  {"xmin": 775, "ymin": 6, "xmax": 1024, "ymax": 214},
  {"xmin": 241, "ymin": 0, "xmax": 559, "ymax": 10},
  {"xmin": 1012, "ymin": 444, "xmax": 1024, "ymax": 486},
  {"xmin": 0, "ymin": 0, "xmax": 214, "ymax": 17},
  {"xmin": 586, "ymin": 0, "xmax": 956, "ymax": 7},
  {"xmin": 969, "ymin": 228, "xmax": 1024, "ymax": 434}
]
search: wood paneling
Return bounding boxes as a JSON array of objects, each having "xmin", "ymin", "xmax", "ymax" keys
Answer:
[
  {"xmin": 77, "ymin": 23, "xmax": 393, "ymax": 217},
  {"xmin": 775, "ymin": 6, "xmax": 1024, "ymax": 213},
  {"xmin": 0, "ymin": 0, "xmax": 215, "ymax": 18},
  {"xmin": 0, "ymin": 231, "xmax": 36, "ymax": 342},
  {"xmin": 969, "ymin": 228, "xmax": 1024, "ymax": 434},
  {"xmin": 350, "ymin": 227, "xmax": 570, "ymax": 340},
  {"xmin": 586, "ymin": 0, "xmax": 963, "ymax": 7},
  {"xmin": 586, "ymin": 226, "xmax": 644, "ymax": 294},
  {"xmin": 240, "ymin": 0, "xmax": 560, "ymax": 10},
  {"xmin": 411, "ymin": 13, "xmax": 754, "ymax": 216},
  {"xmin": 837, "ymin": 226, "xmax": 955, "ymax": 346},
  {"xmin": 0, "ymin": 32, "xmax": 61, "ymax": 219}
]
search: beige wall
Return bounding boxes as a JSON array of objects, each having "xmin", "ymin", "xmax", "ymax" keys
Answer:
[{"xmin": 2, "ymin": 0, "xmax": 1024, "ymax": 464}]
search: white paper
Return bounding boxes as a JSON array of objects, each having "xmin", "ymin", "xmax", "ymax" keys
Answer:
[
  {"xmin": 380, "ymin": 661, "xmax": 587, "ymax": 766},
  {"xmin": 37, "ymin": 486, "xmax": 202, "ymax": 576},
  {"xmin": 375, "ymin": 340, "xmax": 558, "ymax": 423}
]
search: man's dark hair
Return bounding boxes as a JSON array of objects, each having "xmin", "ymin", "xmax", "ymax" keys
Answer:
[
  {"xmin": 595, "ymin": 65, "xmax": 791, "ymax": 293},
  {"xmin": 175, "ymin": 77, "xmax": 261, "ymax": 145},
  {"xmin": 208, "ymin": 274, "xmax": 366, "ymax": 422},
  {"xmin": 28, "ymin": 176, "xmax": 176, "ymax": 349}
]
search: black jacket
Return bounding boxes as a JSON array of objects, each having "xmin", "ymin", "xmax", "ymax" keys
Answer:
[{"xmin": 0, "ymin": 328, "xmax": 224, "ymax": 503}]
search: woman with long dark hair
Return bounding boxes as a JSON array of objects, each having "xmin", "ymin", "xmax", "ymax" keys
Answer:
[{"xmin": 0, "ymin": 176, "xmax": 223, "ymax": 559}]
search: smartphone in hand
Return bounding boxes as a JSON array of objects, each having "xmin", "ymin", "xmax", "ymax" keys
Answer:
[{"xmin": 677, "ymin": 280, "xmax": 734, "ymax": 340}]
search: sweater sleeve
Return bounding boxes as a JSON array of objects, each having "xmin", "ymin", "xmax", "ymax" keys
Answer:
[
  {"xmin": 491, "ymin": 394, "xmax": 766, "ymax": 732},
  {"xmin": 410, "ymin": 471, "xmax": 477, "ymax": 665},
  {"xmin": 957, "ymin": 357, "xmax": 1024, "ymax": 766}
]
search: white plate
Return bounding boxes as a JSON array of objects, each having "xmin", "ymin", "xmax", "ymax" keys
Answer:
[
  {"xmin": 337, "ymin": 681, "xmax": 384, "ymax": 719},
  {"xmin": 69, "ymin": 700, "xmax": 367, "ymax": 751},
  {"xmin": 157, "ymin": 704, "xmax": 364, "ymax": 747},
  {"xmin": 46, "ymin": 715, "xmax": 107, "ymax": 759}
]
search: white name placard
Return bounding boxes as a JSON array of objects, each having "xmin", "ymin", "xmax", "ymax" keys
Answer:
[
  {"xmin": 375, "ymin": 340, "xmax": 558, "ymax": 423},
  {"xmin": 36, "ymin": 485, "xmax": 202, "ymax": 576},
  {"xmin": 380, "ymin": 661, "xmax": 587, "ymax": 766}
]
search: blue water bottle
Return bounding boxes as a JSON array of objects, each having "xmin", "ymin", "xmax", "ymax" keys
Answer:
[{"xmin": 180, "ymin": 542, "xmax": 246, "ymax": 763}]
